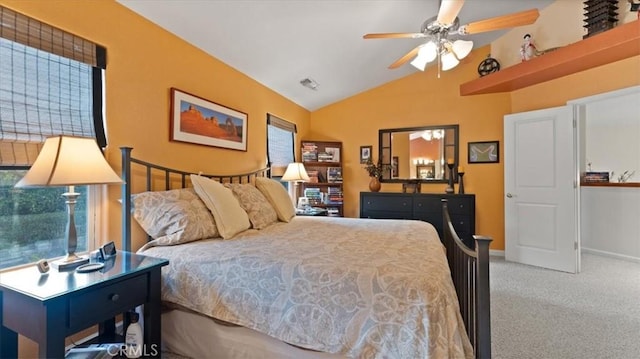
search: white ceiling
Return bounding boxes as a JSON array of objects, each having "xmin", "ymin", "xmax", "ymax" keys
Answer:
[{"xmin": 117, "ymin": 0, "xmax": 553, "ymax": 111}]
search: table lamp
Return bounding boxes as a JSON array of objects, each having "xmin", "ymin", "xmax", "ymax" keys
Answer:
[
  {"xmin": 281, "ymin": 162, "xmax": 310, "ymax": 205},
  {"xmin": 15, "ymin": 135, "xmax": 123, "ymax": 271}
]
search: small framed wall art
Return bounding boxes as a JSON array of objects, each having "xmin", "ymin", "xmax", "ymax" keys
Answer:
[
  {"xmin": 468, "ymin": 141, "xmax": 499, "ymax": 164},
  {"xmin": 170, "ymin": 88, "xmax": 248, "ymax": 151},
  {"xmin": 360, "ymin": 145, "xmax": 372, "ymax": 164}
]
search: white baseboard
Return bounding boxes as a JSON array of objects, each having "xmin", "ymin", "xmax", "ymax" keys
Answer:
[
  {"xmin": 489, "ymin": 250, "xmax": 505, "ymax": 257},
  {"xmin": 581, "ymin": 247, "xmax": 640, "ymax": 263}
]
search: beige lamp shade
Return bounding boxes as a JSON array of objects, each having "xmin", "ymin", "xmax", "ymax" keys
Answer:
[
  {"xmin": 281, "ymin": 162, "xmax": 310, "ymax": 182},
  {"xmin": 15, "ymin": 135, "xmax": 122, "ymax": 187}
]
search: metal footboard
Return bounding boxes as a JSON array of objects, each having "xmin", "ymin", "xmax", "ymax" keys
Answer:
[{"xmin": 442, "ymin": 199, "xmax": 492, "ymax": 359}]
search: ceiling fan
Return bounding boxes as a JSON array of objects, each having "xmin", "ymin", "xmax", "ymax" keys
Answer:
[{"xmin": 363, "ymin": 0, "xmax": 539, "ymax": 73}]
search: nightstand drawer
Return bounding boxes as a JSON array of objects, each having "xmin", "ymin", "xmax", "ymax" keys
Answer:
[{"xmin": 69, "ymin": 273, "xmax": 147, "ymax": 329}]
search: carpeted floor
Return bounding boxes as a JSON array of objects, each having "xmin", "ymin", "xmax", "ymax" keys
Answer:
[{"xmin": 491, "ymin": 253, "xmax": 640, "ymax": 359}]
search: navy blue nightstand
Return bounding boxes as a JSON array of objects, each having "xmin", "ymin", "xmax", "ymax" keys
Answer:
[{"xmin": 0, "ymin": 251, "xmax": 168, "ymax": 358}]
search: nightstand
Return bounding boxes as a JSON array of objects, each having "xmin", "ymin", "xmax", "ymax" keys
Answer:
[{"xmin": 0, "ymin": 251, "xmax": 168, "ymax": 358}]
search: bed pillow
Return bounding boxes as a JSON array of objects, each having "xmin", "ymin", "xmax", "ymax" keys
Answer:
[
  {"xmin": 225, "ymin": 183, "xmax": 278, "ymax": 229},
  {"xmin": 255, "ymin": 177, "xmax": 295, "ymax": 222},
  {"xmin": 191, "ymin": 174, "xmax": 251, "ymax": 239},
  {"xmin": 131, "ymin": 188, "xmax": 219, "ymax": 245}
]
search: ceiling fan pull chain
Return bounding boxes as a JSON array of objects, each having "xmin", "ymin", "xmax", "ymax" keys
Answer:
[{"xmin": 437, "ymin": 36, "xmax": 442, "ymax": 79}]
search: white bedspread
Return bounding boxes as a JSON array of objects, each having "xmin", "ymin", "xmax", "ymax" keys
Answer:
[{"xmin": 140, "ymin": 216, "xmax": 473, "ymax": 358}]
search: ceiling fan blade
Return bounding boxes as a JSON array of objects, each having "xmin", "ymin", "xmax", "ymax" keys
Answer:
[
  {"xmin": 436, "ymin": 0, "xmax": 465, "ymax": 26},
  {"xmin": 461, "ymin": 9, "xmax": 540, "ymax": 34},
  {"xmin": 388, "ymin": 45, "xmax": 421, "ymax": 69},
  {"xmin": 363, "ymin": 32, "xmax": 426, "ymax": 39}
]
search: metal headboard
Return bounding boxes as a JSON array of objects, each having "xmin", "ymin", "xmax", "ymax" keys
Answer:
[{"xmin": 120, "ymin": 147, "xmax": 268, "ymax": 252}]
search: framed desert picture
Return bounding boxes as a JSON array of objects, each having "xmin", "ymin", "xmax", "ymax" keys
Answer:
[{"xmin": 170, "ymin": 88, "xmax": 248, "ymax": 151}]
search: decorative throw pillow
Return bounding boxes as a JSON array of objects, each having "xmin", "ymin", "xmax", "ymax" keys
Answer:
[
  {"xmin": 131, "ymin": 188, "xmax": 219, "ymax": 246},
  {"xmin": 225, "ymin": 183, "xmax": 278, "ymax": 229},
  {"xmin": 190, "ymin": 174, "xmax": 251, "ymax": 239},
  {"xmin": 255, "ymin": 177, "xmax": 295, "ymax": 222}
]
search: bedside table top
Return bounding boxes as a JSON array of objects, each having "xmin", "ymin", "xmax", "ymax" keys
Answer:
[{"xmin": 0, "ymin": 251, "xmax": 168, "ymax": 302}]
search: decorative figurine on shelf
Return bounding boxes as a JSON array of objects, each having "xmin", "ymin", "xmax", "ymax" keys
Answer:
[
  {"xmin": 478, "ymin": 54, "xmax": 500, "ymax": 77},
  {"xmin": 617, "ymin": 170, "xmax": 636, "ymax": 183},
  {"xmin": 520, "ymin": 33, "xmax": 537, "ymax": 61},
  {"xmin": 445, "ymin": 159, "xmax": 455, "ymax": 194},
  {"xmin": 458, "ymin": 166, "xmax": 465, "ymax": 194}
]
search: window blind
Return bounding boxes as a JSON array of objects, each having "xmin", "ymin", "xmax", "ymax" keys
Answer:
[
  {"xmin": 0, "ymin": 5, "xmax": 106, "ymax": 166},
  {"xmin": 267, "ymin": 114, "xmax": 296, "ymax": 177},
  {"xmin": 0, "ymin": 6, "xmax": 106, "ymax": 69}
]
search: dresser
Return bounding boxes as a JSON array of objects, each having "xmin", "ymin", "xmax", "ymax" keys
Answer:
[{"xmin": 360, "ymin": 192, "xmax": 475, "ymax": 247}]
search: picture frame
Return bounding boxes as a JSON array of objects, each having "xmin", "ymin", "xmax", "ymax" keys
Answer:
[
  {"xmin": 416, "ymin": 164, "xmax": 435, "ymax": 179},
  {"xmin": 392, "ymin": 156, "xmax": 399, "ymax": 178},
  {"xmin": 468, "ymin": 140, "xmax": 499, "ymax": 163},
  {"xmin": 360, "ymin": 145, "xmax": 372, "ymax": 164},
  {"xmin": 170, "ymin": 88, "xmax": 248, "ymax": 151}
]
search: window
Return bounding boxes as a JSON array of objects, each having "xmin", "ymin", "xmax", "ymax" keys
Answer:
[
  {"xmin": 266, "ymin": 114, "xmax": 296, "ymax": 181},
  {"xmin": 0, "ymin": 6, "xmax": 107, "ymax": 269}
]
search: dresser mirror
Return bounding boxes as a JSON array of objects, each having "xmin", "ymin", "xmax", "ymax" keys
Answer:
[{"xmin": 378, "ymin": 125, "xmax": 459, "ymax": 183}]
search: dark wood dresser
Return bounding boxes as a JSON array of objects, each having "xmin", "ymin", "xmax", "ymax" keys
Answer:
[{"xmin": 360, "ymin": 192, "xmax": 475, "ymax": 247}]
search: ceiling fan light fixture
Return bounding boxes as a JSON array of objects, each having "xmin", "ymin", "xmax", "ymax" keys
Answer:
[
  {"xmin": 452, "ymin": 39, "xmax": 473, "ymax": 60},
  {"xmin": 410, "ymin": 41, "xmax": 438, "ymax": 71},
  {"xmin": 410, "ymin": 54, "xmax": 429, "ymax": 71},
  {"xmin": 421, "ymin": 41, "xmax": 438, "ymax": 62},
  {"xmin": 441, "ymin": 50, "xmax": 459, "ymax": 71}
]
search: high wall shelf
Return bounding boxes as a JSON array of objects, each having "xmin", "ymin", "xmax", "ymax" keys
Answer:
[
  {"xmin": 460, "ymin": 19, "xmax": 640, "ymax": 96},
  {"xmin": 581, "ymin": 182, "xmax": 640, "ymax": 188}
]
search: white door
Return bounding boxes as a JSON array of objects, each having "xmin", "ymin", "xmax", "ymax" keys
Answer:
[{"xmin": 504, "ymin": 106, "xmax": 579, "ymax": 273}]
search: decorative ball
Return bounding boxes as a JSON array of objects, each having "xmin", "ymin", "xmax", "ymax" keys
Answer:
[{"xmin": 478, "ymin": 56, "xmax": 500, "ymax": 77}]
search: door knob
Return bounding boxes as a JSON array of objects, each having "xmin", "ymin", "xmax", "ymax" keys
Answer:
[{"xmin": 506, "ymin": 193, "xmax": 514, "ymax": 198}]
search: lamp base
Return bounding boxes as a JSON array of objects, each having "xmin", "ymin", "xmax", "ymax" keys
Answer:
[{"xmin": 51, "ymin": 255, "xmax": 89, "ymax": 271}]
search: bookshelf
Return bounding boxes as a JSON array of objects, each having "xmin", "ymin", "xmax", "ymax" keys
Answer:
[{"xmin": 301, "ymin": 140, "xmax": 343, "ymax": 217}]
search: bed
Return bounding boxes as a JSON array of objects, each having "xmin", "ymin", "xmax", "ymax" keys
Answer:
[{"xmin": 120, "ymin": 147, "xmax": 492, "ymax": 359}]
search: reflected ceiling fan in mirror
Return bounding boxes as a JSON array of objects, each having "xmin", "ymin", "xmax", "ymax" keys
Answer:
[{"xmin": 363, "ymin": 0, "xmax": 540, "ymax": 75}]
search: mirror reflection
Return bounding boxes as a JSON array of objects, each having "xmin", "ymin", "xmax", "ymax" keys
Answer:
[{"xmin": 379, "ymin": 125, "xmax": 459, "ymax": 183}]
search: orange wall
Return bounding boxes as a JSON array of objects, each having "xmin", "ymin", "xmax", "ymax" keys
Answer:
[
  {"xmin": 310, "ymin": 47, "xmax": 511, "ymax": 249},
  {"xmin": 1, "ymin": 0, "xmax": 311, "ymax": 251},
  {"xmin": 510, "ymin": 56, "xmax": 640, "ymax": 112},
  {"xmin": 310, "ymin": 48, "xmax": 640, "ymax": 251}
]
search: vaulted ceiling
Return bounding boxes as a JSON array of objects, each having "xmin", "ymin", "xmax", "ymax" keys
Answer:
[{"xmin": 117, "ymin": 0, "xmax": 554, "ymax": 111}]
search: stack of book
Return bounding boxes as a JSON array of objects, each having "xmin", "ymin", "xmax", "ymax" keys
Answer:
[
  {"xmin": 317, "ymin": 152, "xmax": 333, "ymax": 162},
  {"xmin": 583, "ymin": 171, "xmax": 609, "ymax": 183},
  {"xmin": 327, "ymin": 167, "xmax": 342, "ymax": 183},
  {"xmin": 304, "ymin": 188, "xmax": 322, "ymax": 205},
  {"xmin": 302, "ymin": 143, "xmax": 318, "ymax": 162},
  {"xmin": 326, "ymin": 207, "xmax": 340, "ymax": 217},
  {"xmin": 326, "ymin": 187, "xmax": 343, "ymax": 204}
]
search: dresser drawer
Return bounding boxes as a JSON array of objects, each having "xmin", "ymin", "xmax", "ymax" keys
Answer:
[
  {"xmin": 414, "ymin": 196, "xmax": 472, "ymax": 215},
  {"xmin": 450, "ymin": 214, "xmax": 472, "ymax": 234},
  {"xmin": 361, "ymin": 194, "xmax": 412, "ymax": 212},
  {"xmin": 69, "ymin": 273, "xmax": 147, "ymax": 330}
]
